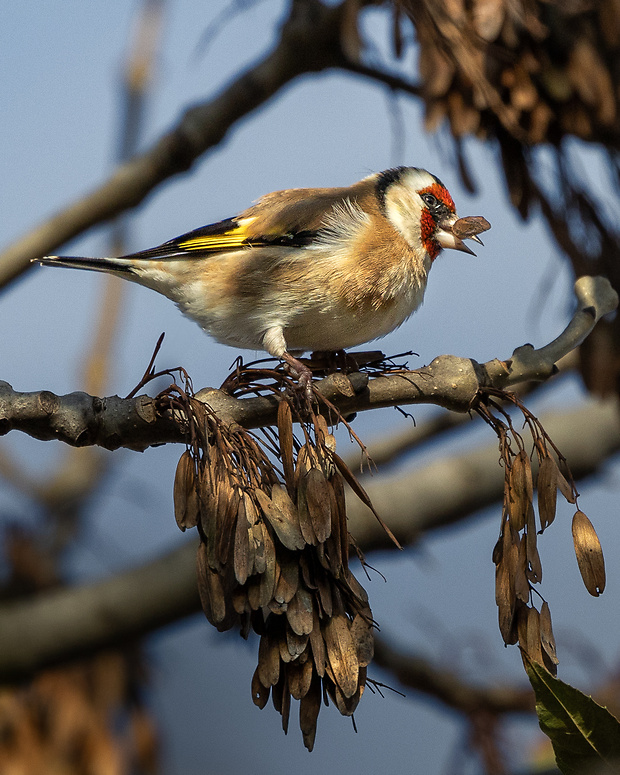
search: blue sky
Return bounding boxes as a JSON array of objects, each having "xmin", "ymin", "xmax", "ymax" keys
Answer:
[{"xmin": 1, "ymin": 2, "xmax": 618, "ymax": 773}]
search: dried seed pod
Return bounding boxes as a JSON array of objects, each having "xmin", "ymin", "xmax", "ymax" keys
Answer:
[
  {"xmin": 286, "ymin": 626, "xmax": 309, "ymax": 660},
  {"xmin": 251, "ymin": 667, "xmax": 270, "ymax": 709},
  {"xmin": 537, "ymin": 455, "xmax": 558, "ymax": 532},
  {"xmin": 492, "ymin": 534, "xmax": 503, "ymax": 565},
  {"xmin": 198, "ymin": 458, "xmax": 222, "ymax": 522},
  {"xmin": 424, "ymin": 98, "xmax": 448, "ymax": 133},
  {"xmin": 299, "ymin": 674, "xmax": 321, "ymax": 752},
  {"xmin": 279, "ymin": 676, "xmax": 291, "ymax": 734},
  {"xmin": 350, "ymin": 614, "xmax": 374, "ymax": 667},
  {"xmin": 277, "ymin": 399, "xmax": 295, "ymax": 492},
  {"xmin": 510, "ymin": 64, "xmax": 538, "ymax": 111},
  {"xmin": 517, "ymin": 604, "xmax": 544, "ymax": 666},
  {"xmin": 244, "ymin": 494, "xmax": 259, "ymax": 527},
  {"xmin": 567, "ymin": 39, "xmax": 615, "ymax": 125},
  {"xmin": 286, "ymin": 586, "xmax": 314, "ymax": 636},
  {"xmin": 299, "ymin": 553, "xmax": 315, "ymax": 591},
  {"xmin": 245, "ymin": 526, "xmax": 256, "ymax": 578},
  {"xmin": 252, "ymin": 523, "xmax": 266, "ymax": 574},
  {"xmin": 324, "ymin": 488, "xmax": 344, "ymax": 579},
  {"xmin": 173, "ymin": 450, "xmax": 199, "ymax": 530},
  {"xmin": 525, "ymin": 606, "xmax": 544, "ymax": 667},
  {"xmin": 331, "ymin": 470, "xmax": 351, "ymax": 574},
  {"xmin": 279, "ymin": 634, "xmax": 294, "ymax": 664},
  {"xmin": 271, "ymin": 672, "xmax": 284, "ymax": 714},
  {"xmin": 509, "ymin": 449, "xmax": 533, "ymax": 531},
  {"xmin": 247, "ymin": 575, "xmax": 262, "ymax": 611},
  {"xmin": 196, "ymin": 544, "xmax": 228, "ymax": 627},
  {"xmin": 297, "ymin": 475, "xmax": 318, "ymax": 546},
  {"xmin": 447, "ymin": 91, "xmax": 481, "ymax": 136},
  {"xmin": 313, "ymin": 412, "xmax": 330, "ymax": 444},
  {"xmin": 258, "ymin": 526, "xmax": 277, "ymax": 607},
  {"xmin": 526, "ymin": 506, "xmax": 542, "ymax": 584},
  {"xmin": 572, "ymin": 510, "xmax": 606, "ymax": 596},
  {"xmin": 268, "ymin": 597, "xmax": 287, "ymax": 616},
  {"xmin": 419, "ymin": 44, "xmax": 454, "ymax": 97},
  {"xmin": 309, "ymin": 610, "xmax": 327, "ymax": 678},
  {"xmin": 496, "ymin": 527, "xmax": 518, "ymax": 644},
  {"xmin": 274, "ymin": 554, "xmax": 299, "ymax": 605},
  {"xmin": 529, "ymin": 101, "xmax": 554, "ymax": 144},
  {"xmin": 216, "ymin": 485, "xmax": 239, "ymax": 567},
  {"xmin": 255, "ymin": 486, "xmax": 306, "ymax": 551},
  {"xmin": 288, "ymin": 658, "xmax": 314, "ymax": 700},
  {"xmin": 326, "ymin": 676, "xmax": 361, "ymax": 717},
  {"xmin": 258, "ymin": 634, "xmax": 281, "ymax": 688},
  {"xmin": 516, "ymin": 603, "xmax": 529, "ymax": 651},
  {"xmin": 323, "ymin": 614, "xmax": 359, "ymax": 699},
  {"xmin": 539, "ymin": 601, "xmax": 559, "ymax": 668},
  {"xmin": 233, "ymin": 497, "xmax": 251, "ymax": 585},
  {"xmin": 316, "ymin": 573, "xmax": 333, "ymax": 618},
  {"xmin": 232, "ymin": 586, "xmax": 250, "ymax": 616},
  {"xmin": 304, "ymin": 468, "xmax": 333, "ymax": 544},
  {"xmin": 344, "ymin": 568, "xmax": 370, "ymax": 606},
  {"xmin": 555, "ymin": 460, "xmax": 576, "ymax": 504},
  {"xmin": 295, "ymin": 443, "xmax": 318, "ymax": 484},
  {"xmin": 515, "ymin": 536, "xmax": 531, "ymax": 603}
]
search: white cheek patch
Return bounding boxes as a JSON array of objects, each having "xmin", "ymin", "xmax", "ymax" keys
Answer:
[{"xmin": 384, "ymin": 196, "xmax": 422, "ymax": 249}]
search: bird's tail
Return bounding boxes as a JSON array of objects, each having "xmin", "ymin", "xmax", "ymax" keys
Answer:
[{"xmin": 36, "ymin": 255, "xmax": 135, "ymax": 274}]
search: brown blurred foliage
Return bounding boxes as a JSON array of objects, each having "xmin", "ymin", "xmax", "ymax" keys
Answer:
[{"xmin": 0, "ymin": 529, "xmax": 159, "ymax": 775}]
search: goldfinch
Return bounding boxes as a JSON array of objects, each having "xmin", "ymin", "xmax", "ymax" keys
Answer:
[{"xmin": 36, "ymin": 167, "xmax": 488, "ymax": 369}]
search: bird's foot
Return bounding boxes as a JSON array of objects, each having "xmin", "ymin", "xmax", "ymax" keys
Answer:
[{"xmin": 281, "ymin": 352, "xmax": 315, "ymax": 410}]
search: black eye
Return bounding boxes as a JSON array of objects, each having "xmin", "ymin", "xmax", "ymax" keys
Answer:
[{"xmin": 421, "ymin": 193, "xmax": 438, "ymax": 208}]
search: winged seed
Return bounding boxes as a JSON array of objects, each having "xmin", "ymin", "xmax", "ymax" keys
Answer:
[
  {"xmin": 537, "ymin": 455, "xmax": 558, "ymax": 531},
  {"xmin": 323, "ymin": 615, "xmax": 359, "ymax": 699},
  {"xmin": 255, "ymin": 486, "xmax": 306, "ymax": 551},
  {"xmin": 173, "ymin": 450, "xmax": 199, "ymax": 530},
  {"xmin": 572, "ymin": 510, "xmax": 606, "ymax": 596}
]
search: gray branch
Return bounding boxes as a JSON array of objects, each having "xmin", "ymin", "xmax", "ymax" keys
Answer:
[
  {"xmin": 372, "ymin": 638, "xmax": 534, "ymax": 715},
  {"xmin": 0, "ymin": 277, "xmax": 614, "ymax": 451},
  {"xmin": 0, "ymin": 542, "xmax": 200, "ymax": 684}
]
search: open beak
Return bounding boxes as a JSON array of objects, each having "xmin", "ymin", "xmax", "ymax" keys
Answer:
[
  {"xmin": 436, "ymin": 219, "xmax": 477, "ymax": 256},
  {"xmin": 436, "ymin": 214, "xmax": 491, "ymax": 256}
]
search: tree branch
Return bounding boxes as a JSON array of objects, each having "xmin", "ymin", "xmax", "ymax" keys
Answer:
[
  {"xmin": 0, "ymin": 542, "xmax": 200, "ymax": 684},
  {"xmin": 372, "ymin": 637, "xmax": 534, "ymax": 715},
  {"xmin": 0, "ymin": 277, "xmax": 614, "ymax": 451}
]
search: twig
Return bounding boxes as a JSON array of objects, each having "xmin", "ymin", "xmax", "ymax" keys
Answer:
[{"xmin": 0, "ymin": 276, "xmax": 614, "ymax": 451}]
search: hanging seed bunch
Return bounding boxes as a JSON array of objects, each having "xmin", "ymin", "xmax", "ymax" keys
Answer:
[
  {"xmin": 395, "ymin": 0, "xmax": 620, "ymax": 163},
  {"xmin": 168, "ymin": 375, "xmax": 390, "ymax": 751},
  {"xmin": 476, "ymin": 389, "xmax": 606, "ymax": 674}
]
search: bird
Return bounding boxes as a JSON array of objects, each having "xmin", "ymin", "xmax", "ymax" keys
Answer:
[{"xmin": 35, "ymin": 167, "xmax": 488, "ymax": 381}]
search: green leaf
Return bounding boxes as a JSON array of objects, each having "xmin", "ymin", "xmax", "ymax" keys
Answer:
[{"xmin": 524, "ymin": 653, "xmax": 620, "ymax": 774}]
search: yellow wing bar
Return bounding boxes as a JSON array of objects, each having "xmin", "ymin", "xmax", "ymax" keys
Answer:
[{"xmin": 177, "ymin": 217, "xmax": 257, "ymax": 252}]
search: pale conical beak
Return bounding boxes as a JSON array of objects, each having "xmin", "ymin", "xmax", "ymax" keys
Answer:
[
  {"xmin": 436, "ymin": 214, "xmax": 491, "ymax": 256},
  {"xmin": 436, "ymin": 219, "xmax": 477, "ymax": 256}
]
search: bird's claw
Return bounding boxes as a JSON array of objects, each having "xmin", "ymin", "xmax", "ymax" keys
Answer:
[{"xmin": 281, "ymin": 353, "xmax": 315, "ymax": 412}]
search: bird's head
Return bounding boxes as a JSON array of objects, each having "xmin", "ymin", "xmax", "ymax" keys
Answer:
[{"xmin": 377, "ymin": 167, "xmax": 487, "ymax": 261}]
